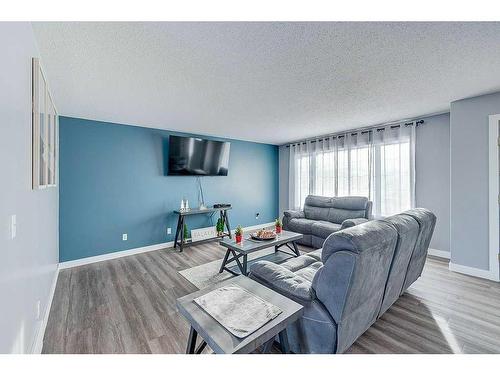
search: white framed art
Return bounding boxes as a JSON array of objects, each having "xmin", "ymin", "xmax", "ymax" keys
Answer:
[{"xmin": 32, "ymin": 58, "xmax": 58, "ymax": 189}]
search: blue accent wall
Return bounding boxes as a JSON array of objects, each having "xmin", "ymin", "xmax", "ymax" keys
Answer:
[{"xmin": 59, "ymin": 117, "xmax": 279, "ymax": 262}]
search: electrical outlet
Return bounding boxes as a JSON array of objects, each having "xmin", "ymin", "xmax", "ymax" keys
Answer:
[
  {"xmin": 122, "ymin": 233, "xmax": 127, "ymax": 241},
  {"xmin": 167, "ymin": 227, "xmax": 172, "ymax": 235},
  {"xmin": 36, "ymin": 300, "xmax": 41, "ymax": 320},
  {"xmin": 10, "ymin": 214, "xmax": 16, "ymax": 239}
]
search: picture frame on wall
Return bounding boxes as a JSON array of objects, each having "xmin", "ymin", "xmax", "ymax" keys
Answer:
[{"xmin": 32, "ymin": 58, "xmax": 58, "ymax": 190}]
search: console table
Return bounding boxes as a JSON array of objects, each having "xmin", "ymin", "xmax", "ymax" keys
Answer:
[{"xmin": 173, "ymin": 206, "xmax": 232, "ymax": 252}]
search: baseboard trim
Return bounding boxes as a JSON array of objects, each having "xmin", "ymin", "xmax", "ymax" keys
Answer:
[
  {"xmin": 59, "ymin": 221, "xmax": 276, "ymax": 270},
  {"xmin": 449, "ymin": 262, "xmax": 499, "ymax": 282},
  {"xmin": 427, "ymin": 248, "xmax": 450, "ymax": 260},
  {"xmin": 59, "ymin": 242, "xmax": 174, "ymax": 269},
  {"xmin": 31, "ymin": 265, "xmax": 59, "ymax": 354}
]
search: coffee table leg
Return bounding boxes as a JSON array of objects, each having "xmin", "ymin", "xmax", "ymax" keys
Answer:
[
  {"xmin": 219, "ymin": 249, "xmax": 231, "ymax": 273},
  {"xmin": 261, "ymin": 337, "xmax": 275, "ymax": 353},
  {"xmin": 186, "ymin": 326, "xmax": 198, "ymax": 354},
  {"xmin": 242, "ymin": 254, "xmax": 248, "ymax": 276},
  {"xmin": 291, "ymin": 241, "xmax": 300, "ymax": 257},
  {"xmin": 278, "ymin": 329, "xmax": 290, "ymax": 354}
]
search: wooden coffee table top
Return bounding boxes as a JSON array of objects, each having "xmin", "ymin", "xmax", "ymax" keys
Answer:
[
  {"xmin": 219, "ymin": 230, "xmax": 303, "ymax": 255},
  {"xmin": 176, "ymin": 275, "xmax": 304, "ymax": 354}
]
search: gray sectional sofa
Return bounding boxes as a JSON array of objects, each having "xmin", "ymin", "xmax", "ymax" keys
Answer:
[
  {"xmin": 249, "ymin": 208, "xmax": 436, "ymax": 354},
  {"xmin": 283, "ymin": 195, "xmax": 373, "ymax": 248}
]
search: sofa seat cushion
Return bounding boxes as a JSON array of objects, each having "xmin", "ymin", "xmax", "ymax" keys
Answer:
[
  {"xmin": 249, "ymin": 261, "xmax": 315, "ymax": 302},
  {"xmin": 280, "ymin": 254, "xmax": 318, "ymax": 273},
  {"xmin": 294, "ymin": 261, "xmax": 323, "ymax": 282},
  {"xmin": 311, "ymin": 221, "xmax": 342, "ymax": 239},
  {"xmin": 306, "ymin": 249, "xmax": 322, "ymax": 261},
  {"xmin": 287, "ymin": 218, "xmax": 316, "ymax": 235}
]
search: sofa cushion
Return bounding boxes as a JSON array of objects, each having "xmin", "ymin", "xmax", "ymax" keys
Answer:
[
  {"xmin": 304, "ymin": 205, "xmax": 330, "ymax": 221},
  {"xmin": 311, "ymin": 221, "xmax": 342, "ymax": 239},
  {"xmin": 305, "ymin": 249, "xmax": 322, "ymax": 261},
  {"xmin": 295, "ymin": 261, "xmax": 323, "ymax": 282},
  {"xmin": 303, "ymin": 195, "xmax": 334, "ymax": 221},
  {"xmin": 249, "ymin": 261, "xmax": 315, "ymax": 302},
  {"xmin": 327, "ymin": 208, "xmax": 366, "ymax": 224},
  {"xmin": 287, "ymin": 218, "xmax": 316, "ymax": 235},
  {"xmin": 280, "ymin": 254, "xmax": 318, "ymax": 273},
  {"xmin": 332, "ymin": 196, "xmax": 368, "ymax": 210}
]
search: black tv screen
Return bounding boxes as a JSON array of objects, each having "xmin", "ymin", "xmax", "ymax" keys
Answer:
[{"xmin": 168, "ymin": 135, "xmax": 230, "ymax": 176}]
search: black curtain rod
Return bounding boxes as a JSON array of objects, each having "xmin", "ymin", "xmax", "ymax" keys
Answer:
[{"xmin": 286, "ymin": 120, "xmax": 424, "ymax": 148}]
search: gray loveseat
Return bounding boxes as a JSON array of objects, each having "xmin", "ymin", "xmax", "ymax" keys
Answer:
[
  {"xmin": 249, "ymin": 208, "xmax": 436, "ymax": 354},
  {"xmin": 283, "ymin": 195, "xmax": 373, "ymax": 248}
]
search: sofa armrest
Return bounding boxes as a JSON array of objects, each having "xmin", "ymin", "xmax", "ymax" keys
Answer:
[
  {"xmin": 340, "ymin": 218, "xmax": 369, "ymax": 230},
  {"xmin": 283, "ymin": 210, "xmax": 305, "ymax": 219},
  {"xmin": 249, "ymin": 260, "xmax": 315, "ymax": 302}
]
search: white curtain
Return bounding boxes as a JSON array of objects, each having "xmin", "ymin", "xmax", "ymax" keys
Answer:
[{"xmin": 288, "ymin": 123, "xmax": 416, "ymax": 217}]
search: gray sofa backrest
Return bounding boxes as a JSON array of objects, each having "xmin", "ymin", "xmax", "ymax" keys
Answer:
[
  {"xmin": 303, "ymin": 195, "xmax": 372, "ymax": 224},
  {"xmin": 379, "ymin": 214, "xmax": 420, "ymax": 316},
  {"xmin": 400, "ymin": 208, "xmax": 437, "ymax": 292},
  {"xmin": 312, "ymin": 220, "xmax": 397, "ymax": 353}
]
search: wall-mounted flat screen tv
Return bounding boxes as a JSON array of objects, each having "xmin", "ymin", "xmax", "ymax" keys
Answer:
[{"xmin": 168, "ymin": 135, "xmax": 230, "ymax": 176}]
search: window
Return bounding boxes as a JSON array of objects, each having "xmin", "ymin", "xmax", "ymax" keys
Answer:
[
  {"xmin": 379, "ymin": 141, "xmax": 411, "ymax": 217},
  {"xmin": 290, "ymin": 128, "xmax": 414, "ymax": 217}
]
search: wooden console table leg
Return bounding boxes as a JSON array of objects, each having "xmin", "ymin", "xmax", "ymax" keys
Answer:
[
  {"xmin": 179, "ymin": 216, "xmax": 185, "ymax": 252},
  {"xmin": 174, "ymin": 215, "xmax": 181, "ymax": 249},
  {"xmin": 223, "ymin": 210, "xmax": 232, "ymax": 238}
]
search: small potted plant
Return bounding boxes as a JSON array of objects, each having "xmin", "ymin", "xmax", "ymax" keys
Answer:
[
  {"xmin": 235, "ymin": 225, "xmax": 243, "ymax": 244},
  {"xmin": 275, "ymin": 218, "xmax": 282, "ymax": 234},
  {"xmin": 216, "ymin": 218, "xmax": 224, "ymax": 237}
]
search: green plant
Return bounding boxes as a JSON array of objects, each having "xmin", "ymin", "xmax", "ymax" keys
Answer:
[
  {"xmin": 183, "ymin": 223, "xmax": 189, "ymax": 242},
  {"xmin": 216, "ymin": 218, "xmax": 224, "ymax": 234},
  {"xmin": 275, "ymin": 218, "xmax": 282, "ymax": 227},
  {"xmin": 235, "ymin": 225, "xmax": 243, "ymax": 236}
]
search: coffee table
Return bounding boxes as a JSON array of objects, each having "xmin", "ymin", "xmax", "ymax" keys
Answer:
[
  {"xmin": 218, "ymin": 230, "xmax": 303, "ymax": 276},
  {"xmin": 176, "ymin": 275, "xmax": 304, "ymax": 354}
]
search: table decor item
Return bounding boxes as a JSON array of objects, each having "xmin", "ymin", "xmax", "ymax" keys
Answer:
[
  {"xmin": 250, "ymin": 228, "xmax": 277, "ymax": 241},
  {"xmin": 216, "ymin": 218, "xmax": 225, "ymax": 236},
  {"xmin": 275, "ymin": 218, "xmax": 282, "ymax": 234},
  {"xmin": 235, "ymin": 225, "xmax": 243, "ymax": 244},
  {"xmin": 193, "ymin": 283, "xmax": 282, "ymax": 338}
]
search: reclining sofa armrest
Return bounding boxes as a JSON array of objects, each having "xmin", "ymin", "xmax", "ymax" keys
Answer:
[
  {"xmin": 340, "ymin": 218, "xmax": 369, "ymax": 230},
  {"xmin": 249, "ymin": 260, "xmax": 315, "ymax": 302}
]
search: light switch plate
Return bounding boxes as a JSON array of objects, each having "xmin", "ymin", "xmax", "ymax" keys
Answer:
[
  {"xmin": 167, "ymin": 227, "xmax": 172, "ymax": 235},
  {"xmin": 122, "ymin": 233, "xmax": 127, "ymax": 241}
]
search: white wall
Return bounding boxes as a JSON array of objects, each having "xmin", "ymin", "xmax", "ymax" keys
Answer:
[
  {"xmin": 0, "ymin": 23, "xmax": 58, "ymax": 353},
  {"xmin": 450, "ymin": 91, "xmax": 500, "ymax": 271},
  {"xmin": 278, "ymin": 112, "xmax": 451, "ymax": 253},
  {"xmin": 415, "ymin": 113, "xmax": 451, "ymax": 253}
]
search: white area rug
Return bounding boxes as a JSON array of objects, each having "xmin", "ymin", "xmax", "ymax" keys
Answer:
[{"xmin": 179, "ymin": 247, "xmax": 301, "ymax": 289}]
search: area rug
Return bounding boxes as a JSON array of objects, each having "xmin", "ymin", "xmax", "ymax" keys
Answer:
[{"xmin": 179, "ymin": 247, "xmax": 302, "ymax": 289}]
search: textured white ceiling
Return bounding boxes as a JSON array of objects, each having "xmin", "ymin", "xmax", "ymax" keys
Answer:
[{"xmin": 32, "ymin": 22, "xmax": 500, "ymax": 145}]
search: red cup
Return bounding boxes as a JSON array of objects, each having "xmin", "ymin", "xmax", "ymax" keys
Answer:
[{"xmin": 236, "ymin": 234, "xmax": 242, "ymax": 243}]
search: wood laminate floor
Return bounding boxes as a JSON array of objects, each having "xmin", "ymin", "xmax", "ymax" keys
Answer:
[{"xmin": 42, "ymin": 243, "xmax": 500, "ymax": 354}]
